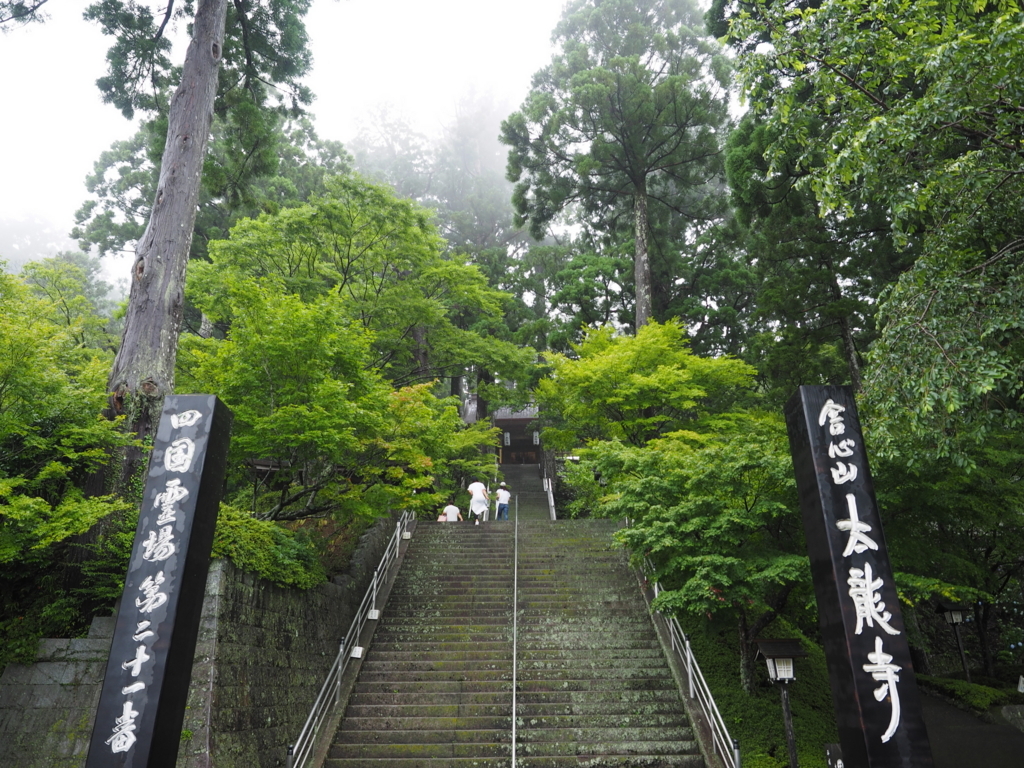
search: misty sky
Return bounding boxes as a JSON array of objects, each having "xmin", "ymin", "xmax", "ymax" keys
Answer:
[{"xmin": 0, "ymin": 0, "xmax": 565, "ymax": 265}]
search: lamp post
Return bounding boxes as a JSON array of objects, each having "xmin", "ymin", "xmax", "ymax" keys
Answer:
[
  {"xmin": 757, "ymin": 639, "xmax": 809, "ymax": 768},
  {"xmin": 937, "ymin": 601, "xmax": 972, "ymax": 684}
]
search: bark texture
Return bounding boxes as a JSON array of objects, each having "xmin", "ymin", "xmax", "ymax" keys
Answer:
[
  {"xmin": 633, "ymin": 186, "xmax": 653, "ymax": 328},
  {"xmin": 107, "ymin": 0, "xmax": 228, "ymax": 445}
]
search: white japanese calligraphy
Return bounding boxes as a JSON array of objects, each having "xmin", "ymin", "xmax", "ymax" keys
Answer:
[
  {"xmin": 828, "ymin": 439, "xmax": 856, "ymax": 458},
  {"xmin": 164, "ymin": 437, "xmax": 196, "ymax": 473},
  {"xmin": 142, "ymin": 526, "xmax": 175, "ymax": 562},
  {"xmin": 831, "ymin": 461, "xmax": 859, "ymax": 485},
  {"xmin": 106, "ymin": 700, "xmax": 140, "ymax": 754},
  {"xmin": 136, "ymin": 572, "xmax": 168, "ymax": 614},
  {"xmin": 836, "ymin": 493, "xmax": 879, "ymax": 557},
  {"xmin": 818, "ymin": 398, "xmax": 847, "ymax": 436},
  {"xmin": 154, "ymin": 478, "xmax": 188, "ymax": 525},
  {"xmin": 122, "ymin": 644, "xmax": 151, "ymax": 677},
  {"xmin": 848, "ymin": 563, "xmax": 900, "ymax": 636},
  {"xmin": 133, "ymin": 620, "xmax": 154, "ymax": 641},
  {"xmin": 863, "ymin": 636, "xmax": 902, "ymax": 743},
  {"xmin": 170, "ymin": 410, "xmax": 202, "ymax": 429},
  {"xmin": 121, "ymin": 682, "xmax": 145, "ymax": 695}
]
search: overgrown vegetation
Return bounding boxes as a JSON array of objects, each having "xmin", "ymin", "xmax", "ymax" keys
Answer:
[{"xmin": 3, "ymin": 2, "xmax": 1024, "ymax": 762}]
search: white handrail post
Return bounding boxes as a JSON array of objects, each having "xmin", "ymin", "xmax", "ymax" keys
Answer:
[
  {"xmin": 371, "ymin": 568, "xmax": 379, "ymax": 612},
  {"xmin": 686, "ymin": 637, "xmax": 694, "ymax": 699},
  {"xmin": 733, "ymin": 737, "xmax": 741, "ymax": 768},
  {"xmin": 336, "ymin": 640, "xmax": 345, "ymax": 705}
]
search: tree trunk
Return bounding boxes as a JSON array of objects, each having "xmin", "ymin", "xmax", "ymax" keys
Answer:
[
  {"xmin": 976, "ymin": 601, "xmax": 995, "ymax": 677},
  {"xmin": 632, "ymin": 181, "xmax": 653, "ymax": 329},
  {"xmin": 738, "ymin": 611, "xmax": 757, "ymax": 694},
  {"xmin": 822, "ymin": 252, "xmax": 863, "ymax": 391},
  {"xmin": 106, "ymin": 0, "xmax": 227, "ymax": 485}
]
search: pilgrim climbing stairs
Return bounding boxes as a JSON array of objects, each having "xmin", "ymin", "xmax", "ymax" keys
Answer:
[{"xmin": 324, "ymin": 512, "xmax": 705, "ymax": 767}]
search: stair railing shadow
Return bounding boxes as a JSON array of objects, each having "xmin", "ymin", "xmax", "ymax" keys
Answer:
[
  {"xmin": 625, "ymin": 518, "xmax": 742, "ymax": 768},
  {"xmin": 286, "ymin": 510, "xmax": 413, "ymax": 768}
]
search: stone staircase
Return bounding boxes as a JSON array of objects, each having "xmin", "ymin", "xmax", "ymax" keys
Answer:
[
  {"xmin": 326, "ymin": 522, "xmax": 515, "ymax": 766},
  {"xmin": 325, "ymin": 517, "xmax": 704, "ymax": 767},
  {"xmin": 514, "ymin": 519, "xmax": 703, "ymax": 767},
  {"xmin": 499, "ymin": 464, "xmax": 550, "ymax": 521}
]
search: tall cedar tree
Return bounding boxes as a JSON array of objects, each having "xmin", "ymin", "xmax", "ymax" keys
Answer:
[
  {"xmin": 46, "ymin": 0, "xmax": 316, "ymax": 489},
  {"xmin": 501, "ymin": 0, "xmax": 730, "ymax": 329}
]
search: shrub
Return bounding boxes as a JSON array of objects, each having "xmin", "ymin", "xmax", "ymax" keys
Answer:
[{"xmin": 212, "ymin": 504, "xmax": 326, "ymax": 589}]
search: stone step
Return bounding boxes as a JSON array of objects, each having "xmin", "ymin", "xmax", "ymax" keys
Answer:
[
  {"xmin": 356, "ymin": 670, "xmax": 512, "ymax": 684},
  {"xmin": 344, "ymin": 703, "xmax": 511, "ymax": 718},
  {"xmin": 370, "ymin": 641, "xmax": 513, "ymax": 653},
  {"xmin": 516, "ymin": 726, "xmax": 696, "ymax": 744},
  {"xmin": 337, "ymin": 717, "xmax": 512, "ymax": 740},
  {"xmin": 367, "ymin": 650, "xmax": 515, "ymax": 662},
  {"xmin": 518, "ymin": 647, "xmax": 666, "ymax": 660},
  {"xmin": 325, "ymin": 759, "xmax": 511, "ymax": 768},
  {"xmin": 515, "ymin": 615, "xmax": 650, "ymax": 627},
  {"xmin": 516, "ymin": 663, "xmax": 674, "ymax": 678},
  {"xmin": 512, "ymin": 754, "xmax": 704, "ymax": 768},
  {"xmin": 360, "ymin": 660, "xmax": 513, "ymax": 673},
  {"xmin": 515, "ymin": 739, "xmax": 701, "ymax": 757},
  {"xmin": 370, "ymin": 632, "xmax": 512, "ymax": 644},
  {"xmin": 515, "ymin": 678, "xmax": 678, "ymax": 693},
  {"xmin": 353, "ymin": 680, "xmax": 513, "ymax": 696},
  {"xmin": 385, "ymin": 597, "xmax": 512, "ymax": 608},
  {"xmin": 374, "ymin": 620, "xmax": 514, "ymax": 632},
  {"xmin": 348, "ymin": 692, "xmax": 511, "ymax": 707},
  {"xmin": 515, "ymin": 637, "xmax": 663, "ymax": 651},
  {"xmin": 514, "ymin": 701, "xmax": 686, "ymax": 717},
  {"xmin": 516, "ymin": 713, "xmax": 689, "ymax": 729},
  {"xmin": 381, "ymin": 609, "xmax": 515, "ymax": 620},
  {"xmin": 515, "ymin": 689, "xmax": 682, "ymax": 705},
  {"xmin": 328, "ymin": 741, "xmax": 510, "ymax": 759}
]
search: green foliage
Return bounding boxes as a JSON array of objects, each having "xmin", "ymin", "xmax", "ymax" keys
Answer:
[
  {"xmin": 917, "ymin": 675, "xmax": 1024, "ymax": 713},
  {"xmin": 0, "ymin": 1, "xmax": 49, "ymax": 28},
  {"xmin": 74, "ymin": 116, "xmax": 351, "ymax": 262},
  {"xmin": 83, "ymin": 1, "xmax": 313, "ymax": 121},
  {"xmin": 684, "ymin": 616, "xmax": 838, "ymax": 768},
  {"xmin": 596, "ymin": 413, "xmax": 809, "ymax": 694},
  {"xmin": 723, "ymin": 113, "xmax": 915, "ymax": 401},
  {"xmin": 0, "ymin": 267, "xmax": 134, "ymax": 566},
  {"xmin": 0, "ymin": 264, "xmax": 137, "ymax": 667},
  {"xmin": 178, "ymin": 275, "xmax": 498, "ymax": 523},
  {"xmin": 535, "ymin": 320, "xmax": 756, "ymax": 448},
  {"xmin": 728, "ymin": 0, "xmax": 1024, "ymax": 458},
  {"xmin": 863, "ymin": 251, "xmax": 1024, "ymax": 464},
  {"xmin": 19, "ymin": 252, "xmax": 120, "ymax": 349},
  {"xmin": 502, "ymin": 0, "xmax": 732, "ymax": 328},
  {"xmin": 211, "ymin": 504, "xmax": 325, "ymax": 589},
  {"xmin": 187, "ymin": 173, "xmax": 526, "ymax": 387},
  {"xmin": 608, "ymin": 416, "xmax": 806, "ymax": 625},
  {"xmin": 541, "ymin": 319, "xmax": 807, "ymax": 691}
]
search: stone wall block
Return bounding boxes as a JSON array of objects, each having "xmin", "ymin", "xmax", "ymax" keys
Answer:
[{"xmin": 0, "ymin": 510, "xmax": 402, "ymax": 768}]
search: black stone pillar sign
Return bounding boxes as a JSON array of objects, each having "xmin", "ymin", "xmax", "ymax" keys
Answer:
[
  {"xmin": 86, "ymin": 395, "xmax": 232, "ymax": 768},
  {"xmin": 784, "ymin": 386, "xmax": 933, "ymax": 768}
]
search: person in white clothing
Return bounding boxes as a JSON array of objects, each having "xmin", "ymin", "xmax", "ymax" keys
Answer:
[
  {"xmin": 495, "ymin": 482, "xmax": 511, "ymax": 521},
  {"xmin": 467, "ymin": 479, "xmax": 489, "ymax": 524},
  {"xmin": 438, "ymin": 502, "xmax": 463, "ymax": 522}
]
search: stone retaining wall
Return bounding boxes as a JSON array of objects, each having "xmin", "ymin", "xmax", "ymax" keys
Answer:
[{"xmin": 0, "ymin": 511, "xmax": 402, "ymax": 768}]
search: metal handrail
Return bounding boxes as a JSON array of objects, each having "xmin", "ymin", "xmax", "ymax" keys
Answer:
[
  {"xmin": 286, "ymin": 510, "xmax": 413, "ymax": 768},
  {"xmin": 629, "ymin": 538, "xmax": 741, "ymax": 768},
  {"xmin": 542, "ymin": 477, "xmax": 557, "ymax": 520},
  {"xmin": 653, "ymin": 580, "xmax": 741, "ymax": 768}
]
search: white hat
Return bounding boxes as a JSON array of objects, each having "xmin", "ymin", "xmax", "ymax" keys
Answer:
[{"xmin": 499, "ymin": 482, "xmax": 506, "ymax": 486}]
